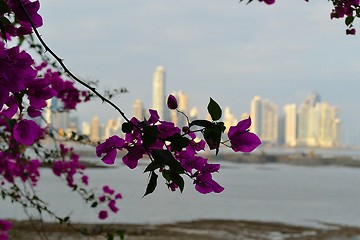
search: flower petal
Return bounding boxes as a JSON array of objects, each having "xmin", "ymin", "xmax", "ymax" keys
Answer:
[
  {"xmin": 230, "ymin": 131, "xmax": 261, "ymax": 152},
  {"xmin": 101, "ymin": 149, "xmax": 117, "ymax": 165}
]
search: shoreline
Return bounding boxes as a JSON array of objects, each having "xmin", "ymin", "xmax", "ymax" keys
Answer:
[{"xmin": 8, "ymin": 219, "xmax": 360, "ymax": 240}]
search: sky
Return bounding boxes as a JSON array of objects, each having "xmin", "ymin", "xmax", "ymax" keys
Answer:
[{"xmin": 36, "ymin": 1, "xmax": 360, "ymax": 146}]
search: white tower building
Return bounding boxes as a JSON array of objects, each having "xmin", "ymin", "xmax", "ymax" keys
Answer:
[
  {"xmin": 284, "ymin": 104, "xmax": 297, "ymax": 146},
  {"xmin": 152, "ymin": 66, "xmax": 167, "ymax": 120}
]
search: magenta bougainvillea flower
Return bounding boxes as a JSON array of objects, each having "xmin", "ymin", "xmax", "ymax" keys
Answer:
[
  {"xmin": 5, "ymin": 0, "xmax": 43, "ymax": 37},
  {"xmin": 258, "ymin": 0, "xmax": 275, "ymax": 4},
  {"xmin": 0, "ymin": 42, "xmax": 36, "ymax": 109},
  {"xmin": 122, "ymin": 145, "xmax": 147, "ymax": 169},
  {"xmin": 13, "ymin": 119, "xmax": 41, "ymax": 146},
  {"xmin": 167, "ymin": 94, "xmax": 178, "ymax": 109},
  {"xmin": 228, "ymin": 117, "xmax": 261, "ymax": 152},
  {"xmin": 194, "ymin": 173, "xmax": 224, "ymax": 194},
  {"xmin": 96, "ymin": 135, "xmax": 125, "ymax": 165},
  {"xmin": 103, "ymin": 185, "xmax": 115, "ymax": 195},
  {"xmin": 98, "ymin": 210, "xmax": 108, "ymax": 220}
]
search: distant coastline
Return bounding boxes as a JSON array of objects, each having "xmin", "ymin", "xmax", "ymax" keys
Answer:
[
  {"xmin": 42, "ymin": 141, "xmax": 360, "ymax": 169},
  {"xmin": 207, "ymin": 151, "xmax": 360, "ymax": 168}
]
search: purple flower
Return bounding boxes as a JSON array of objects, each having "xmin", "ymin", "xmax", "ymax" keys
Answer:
[
  {"xmin": 346, "ymin": 28, "xmax": 356, "ymax": 35},
  {"xmin": 81, "ymin": 175, "xmax": 89, "ymax": 185},
  {"xmin": 108, "ymin": 200, "xmax": 119, "ymax": 213},
  {"xmin": 98, "ymin": 210, "xmax": 108, "ymax": 220},
  {"xmin": 96, "ymin": 136, "xmax": 125, "ymax": 165},
  {"xmin": 122, "ymin": 146, "xmax": 146, "ymax": 169},
  {"xmin": 228, "ymin": 117, "xmax": 261, "ymax": 152},
  {"xmin": 259, "ymin": 0, "xmax": 275, "ymax": 4},
  {"xmin": 0, "ymin": 43, "xmax": 36, "ymax": 109},
  {"xmin": 7, "ymin": 0, "xmax": 43, "ymax": 36},
  {"xmin": 0, "ymin": 220, "xmax": 11, "ymax": 232},
  {"xmin": 177, "ymin": 150, "xmax": 207, "ymax": 174},
  {"xmin": 167, "ymin": 94, "xmax": 178, "ymax": 109},
  {"xmin": 103, "ymin": 185, "xmax": 115, "ymax": 195},
  {"xmin": 148, "ymin": 109, "xmax": 160, "ymax": 124},
  {"xmin": 157, "ymin": 121, "xmax": 181, "ymax": 139},
  {"xmin": 194, "ymin": 174, "xmax": 224, "ymax": 194},
  {"xmin": 0, "ymin": 232, "xmax": 9, "ymax": 240},
  {"xmin": 13, "ymin": 119, "xmax": 41, "ymax": 146}
]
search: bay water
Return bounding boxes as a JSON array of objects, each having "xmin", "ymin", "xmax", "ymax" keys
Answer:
[{"xmin": 2, "ymin": 161, "xmax": 360, "ymax": 227}]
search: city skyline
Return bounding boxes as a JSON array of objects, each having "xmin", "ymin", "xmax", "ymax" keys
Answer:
[
  {"xmin": 71, "ymin": 82, "xmax": 344, "ymax": 147},
  {"xmin": 39, "ymin": 1, "xmax": 360, "ymax": 146}
]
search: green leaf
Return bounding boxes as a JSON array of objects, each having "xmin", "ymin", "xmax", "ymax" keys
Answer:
[
  {"xmin": 152, "ymin": 150, "xmax": 184, "ymax": 174},
  {"xmin": 207, "ymin": 98, "xmax": 222, "ymax": 121},
  {"xmin": 143, "ymin": 172, "xmax": 158, "ymax": 197},
  {"xmin": 121, "ymin": 122, "xmax": 133, "ymax": 133},
  {"xmin": 0, "ymin": 1, "xmax": 9, "ymax": 15},
  {"xmin": 170, "ymin": 173, "xmax": 185, "ymax": 192},
  {"xmin": 216, "ymin": 121, "xmax": 226, "ymax": 133},
  {"xmin": 91, "ymin": 201, "xmax": 98, "ymax": 208},
  {"xmin": 203, "ymin": 127, "xmax": 222, "ymax": 152},
  {"xmin": 144, "ymin": 159, "xmax": 164, "ymax": 172},
  {"xmin": 345, "ymin": 16, "xmax": 355, "ymax": 26},
  {"xmin": 168, "ymin": 133, "xmax": 190, "ymax": 152},
  {"xmin": 63, "ymin": 216, "xmax": 70, "ymax": 223},
  {"xmin": 142, "ymin": 125, "xmax": 158, "ymax": 146},
  {"xmin": 189, "ymin": 119, "xmax": 213, "ymax": 128}
]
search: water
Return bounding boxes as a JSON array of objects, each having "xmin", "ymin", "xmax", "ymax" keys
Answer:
[
  {"xmin": 2, "ymin": 162, "xmax": 360, "ymax": 227},
  {"xmin": 253, "ymin": 146, "xmax": 360, "ymax": 159}
]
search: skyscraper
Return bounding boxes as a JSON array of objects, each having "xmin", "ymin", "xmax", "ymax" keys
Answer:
[
  {"xmin": 90, "ymin": 116, "xmax": 100, "ymax": 142},
  {"xmin": 250, "ymin": 96, "xmax": 278, "ymax": 145},
  {"xmin": 284, "ymin": 104, "xmax": 297, "ymax": 147},
  {"xmin": 46, "ymin": 98, "xmax": 69, "ymax": 132},
  {"xmin": 133, "ymin": 99, "xmax": 144, "ymax": 120},
  {"xmin": 285, "ymin": 93, "xmax": 341, "ymax": 147},
  {"xmin": 250, "ymin": 96, "xmax": 262, "ymax": 135},
  {"xmin": 152, "ymin": 66, "xmax": 167, "ymax": 120}
]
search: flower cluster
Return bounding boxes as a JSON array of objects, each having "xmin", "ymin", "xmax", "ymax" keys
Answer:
[
  {"xmin": 0, "ymin": 152, "xmax": 41, "ymax": 186},
  {"xmin": 97, "ymin": 95, "xmax": 261, "ymax": 195},
  {"xmin": 257, "ymin": 0, "xmax": 360, "ymax": 35},
  {"xmin": 330, "ymin": 0, "xmax": 360, "ymax": 34},
  {"xmin": 0, "ymin": 0, "xmax": 42, "ymax": 40},
  {"xmin": 97, "ymin": 185, "xmax": 122, "ymax": 220},
  {"xmin": 52, "ymin": 144, "xmax": 87, "ymax": 187}
]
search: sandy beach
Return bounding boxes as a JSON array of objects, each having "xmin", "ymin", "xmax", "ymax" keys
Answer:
[{"xmin": 7, "ymin": 219, "xmax": 360, "ymax": 240}]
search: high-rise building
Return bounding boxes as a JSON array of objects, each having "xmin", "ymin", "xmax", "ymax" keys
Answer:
[
  {"xmin": 284, "ymin": 104, "xmax": 297, "ymax": 146},
  {"xmin": 46, "ymin": 98, "xmax": 69, "ymax": 133},
  {"xmin": 133, "ymin": 99, "xmax": 144, "ymax": 120},
  {"xmin": 250, "ymin": 96, "xmax": 262, "ymax": 135},
  {"xmin": 82, "ymin": 121, "xmax": 91, "ymax": 136},
  {"xmin": 250, "ymin": 96, "xmax": 278, "ymax": 144},
  {"xmin": 297, "ymin": 92, "xmax": 321, "ymax": 146},
  {"xmin": 152, "ymin": 66, "xmax": 167, "ymax": 120},
  {"xmin": 90, "ymin": 116, "xmax": 100, "ymax": 142},
  {"xmin": 285, "ymin": 93, "xmax": 341, "ymax": 147},
  {"xmin": 103, "ymin": 118, "xmax": 122, "ymax": 140}
]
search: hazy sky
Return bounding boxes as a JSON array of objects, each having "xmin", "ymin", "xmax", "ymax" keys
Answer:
[{"xmin": 37, "ymin": 1, "xmax": 360, "ymax": 145}]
